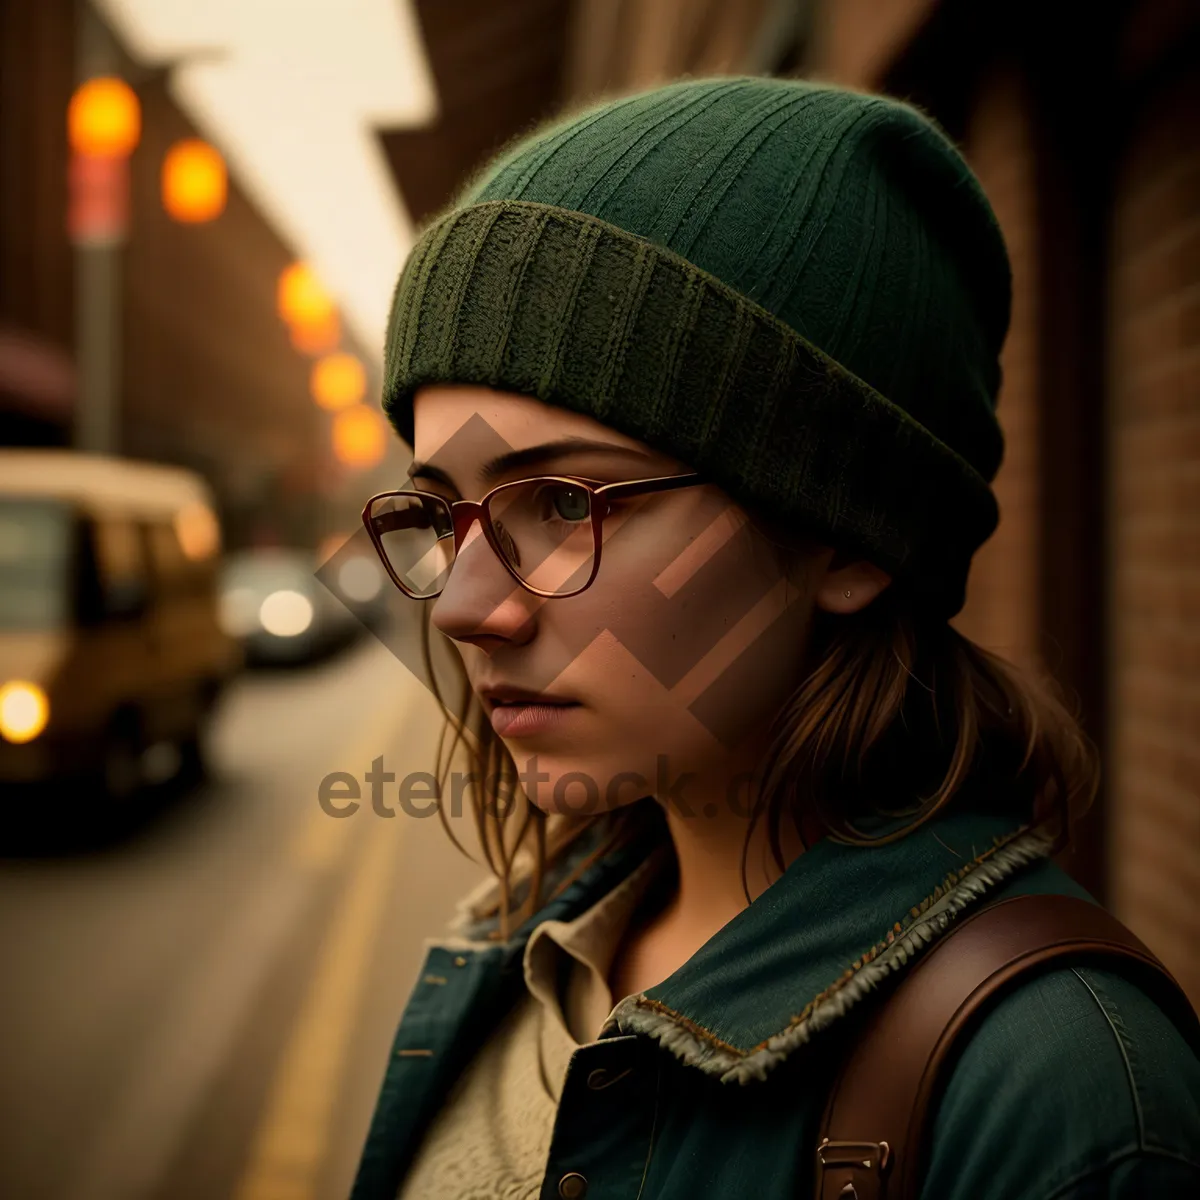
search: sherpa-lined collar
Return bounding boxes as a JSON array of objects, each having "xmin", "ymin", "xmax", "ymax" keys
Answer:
[
  {"xmin": 433, "ymin": 803, "xmax": 1056, "ymax": 1087},
  {"xmin": 603, "ymin": 809, "xmax": 1055, "ymax": 1084}
]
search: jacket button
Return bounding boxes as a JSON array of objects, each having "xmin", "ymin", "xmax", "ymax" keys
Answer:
[{"xmin": 558, "ymin": 1172, "xmax": 588, "ymax": 1198}]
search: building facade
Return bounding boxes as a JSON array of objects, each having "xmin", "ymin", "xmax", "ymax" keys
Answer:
[{"xmin": 806, "ymin": 0, "xmax": 1200, "ymax": 1005}]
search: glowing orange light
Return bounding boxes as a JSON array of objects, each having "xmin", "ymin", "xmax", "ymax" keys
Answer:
[
  {"xmin": 311, "ymin": 353, "xmax": 366, "ymax": 411},
  {"xmin": 162, "ymin": 138, "xmax": 227, "ymax": 223},
  {"xmin": 68, "ymin": 77, "xmax": 141, "ymax": 158},
  {"xmin": 331, "ymin": 405, "xmax": 387, "ymax": 469},
  {"xmin": 277, "ymin": 263, "xmax": 335, "ymax": 328},
  {"xmin": 289, "ymin": 310, "xmax": 341, "ymax": 354}
]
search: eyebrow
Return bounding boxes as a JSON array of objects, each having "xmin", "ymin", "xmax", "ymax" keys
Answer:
[{"xmin": 406, "ymin": 437, "xmax": 656, "ymax": 492}]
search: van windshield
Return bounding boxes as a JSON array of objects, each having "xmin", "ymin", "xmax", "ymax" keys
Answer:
[{"xmin": 0, "ymin": 498, "xmax": 72, "ymax": 630}]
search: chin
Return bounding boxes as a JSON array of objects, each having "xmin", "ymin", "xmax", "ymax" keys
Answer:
[{"xmin": 505, "ymin": 750, "xmax": 649, "ymax": 819}]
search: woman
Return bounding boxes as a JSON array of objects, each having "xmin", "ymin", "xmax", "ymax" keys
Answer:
[{"xmin": 352, "ymin": 77, "xmax": 1200, "ymax": 1199}]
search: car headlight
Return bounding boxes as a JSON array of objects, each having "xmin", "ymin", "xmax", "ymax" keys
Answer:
[
  {"xmin": 0, "ymin": 680, "xmax": 50, "ymax": 743},
  {"xmin": 259, "ymin": 589, "xmax": 314, "ymax": 637}
]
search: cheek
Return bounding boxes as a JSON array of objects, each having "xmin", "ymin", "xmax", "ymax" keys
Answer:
[
  {"xmin": 587, "ymin": 532, "xmax": 809, "ymax": 744},
  {"xmin": 511, "ymin": 583, "xmax": 808, "ymax": 811}
]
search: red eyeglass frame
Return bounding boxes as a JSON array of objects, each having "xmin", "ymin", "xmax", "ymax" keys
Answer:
[{"xmin": 362, "ymin": 471, "xmax": 704, "ymax": 599}]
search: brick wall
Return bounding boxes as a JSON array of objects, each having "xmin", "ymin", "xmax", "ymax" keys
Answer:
[
  {"xmin": 802, "ymin": 9, "xmax": 1043, "ymax": 670},
  {"xmin": 1107, "ymin": 61, "xmax": 1200, "ymax": 1005},
  {"xmin": 952, "ymin": 64, "xmax": 1042, "ymax": 672},
  {"xmin": 800, "ymin": 3, "xmax": 1114, "ymax": 892}
]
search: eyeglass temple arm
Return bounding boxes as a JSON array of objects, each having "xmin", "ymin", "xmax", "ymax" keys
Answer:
[{"xmin": 596, "ymin": 472, "xmax": 703, "ymax": 502}]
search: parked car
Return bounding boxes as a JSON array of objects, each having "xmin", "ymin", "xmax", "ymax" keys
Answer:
[
  {"xmin": 0, "ymin": 450, "xmax": 241, "ymax": 804},
  {"xmin": 218, "ymin": 542, "xmax": 387, "ymax": 666}
]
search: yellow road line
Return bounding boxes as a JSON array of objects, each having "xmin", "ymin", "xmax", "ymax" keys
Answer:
[
  {"xmin": 286, "ymin": 682, "xmax": 428, "ymax": 871},
  {"xmin": 238, "ymin": 685, "xmax": 439, "ymax": 1200},
  {"xmin": 233, "ymin": 821, "xmax": 399, "ymax": 1200},
  {"xmin": 287, "ymin": 788, "xmax": 356, "ymax": 872}
]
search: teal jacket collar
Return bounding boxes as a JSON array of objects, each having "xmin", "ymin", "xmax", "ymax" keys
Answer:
[{"xmin": 440, "ymin": 801, "xmax": 1056, "ymax": 1086}]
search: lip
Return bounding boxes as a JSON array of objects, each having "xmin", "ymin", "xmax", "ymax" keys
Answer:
[
  {"xmin": 488, "ymin": 701, "xmax": 582, "ymax": 738},
  {"xmin": 478, "ymin": 684, "xmax": 582, "ymax": 738}
]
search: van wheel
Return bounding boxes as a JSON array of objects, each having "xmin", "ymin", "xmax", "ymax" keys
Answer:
[{"xmin": 101, "ymin": 724, "xmax": 143, "ymax": 801}]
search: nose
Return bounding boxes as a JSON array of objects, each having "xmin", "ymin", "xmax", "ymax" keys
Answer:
[{"xmin": 431, "ymin": 518, "xmax": 538, "ymax": 652}]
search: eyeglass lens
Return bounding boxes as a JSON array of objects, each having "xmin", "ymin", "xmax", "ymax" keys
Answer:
[{"xmin": 369, "ymin": 479, "xmax": 597, "ymax": 598}]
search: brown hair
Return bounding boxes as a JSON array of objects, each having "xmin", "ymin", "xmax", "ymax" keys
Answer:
[{"xmin": 417, "ymin": 564, "xmax": 1099, "ymax": 943}]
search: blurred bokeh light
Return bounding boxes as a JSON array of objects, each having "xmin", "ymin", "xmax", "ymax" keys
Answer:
[
  {"xmin": 161, "ymin": 137, "xmax": 227, "ymax": 223},
  {"xmin": 288, "ymin": 310, "xmax": 342, "ymax": 355},
  {"xmin": 331, "ymin": 404, "xmax": 386, "ymax": 469},
  {"xmin": 310, "ymin": 352, "xmax": 366, "ymax": 411},
  {"xmin": 277, "ymin": 262, "xmax": 335, "ymax": 328},
  {"xmin": 67, "ymin": 76, "xmax": 140, "ymax": 157},
  {"xmin": 0, "ymin": 680, "xmax": 50, "ymax": 744}
]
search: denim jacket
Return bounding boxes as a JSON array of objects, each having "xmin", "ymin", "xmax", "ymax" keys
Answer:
[{"xmin": 351, "ymin": 802, "xmax": 1200, "ymax": 1199}]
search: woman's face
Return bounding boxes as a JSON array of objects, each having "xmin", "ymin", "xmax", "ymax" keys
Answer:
[{"xmin": 412, "ymin": 384, "xmax": 831, "ymax": 820}]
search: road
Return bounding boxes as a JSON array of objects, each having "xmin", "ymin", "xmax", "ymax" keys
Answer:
[{"xmin": 0, "ymin": 632, "xmax": 488, "ymax": 1200}]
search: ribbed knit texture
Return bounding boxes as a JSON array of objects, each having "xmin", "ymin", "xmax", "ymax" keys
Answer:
[{"xmin": 382, "ymin": 77, "xmax": 1013, "ymax": 617}]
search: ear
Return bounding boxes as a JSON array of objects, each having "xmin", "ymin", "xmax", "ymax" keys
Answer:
[{"xmin": 813, "ymin": 550, "xmax": 893, "ymax": 615}]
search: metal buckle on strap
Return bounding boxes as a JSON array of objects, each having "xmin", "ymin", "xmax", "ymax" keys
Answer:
[{"xmin": 816, "ymin": 1138, "xmax": 892, "ymax": 1174}]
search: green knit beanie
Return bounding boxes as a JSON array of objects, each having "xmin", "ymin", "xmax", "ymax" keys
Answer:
[{"xmin": 381, "ymin": 76, "xmax": 1011, "ymax": 618}]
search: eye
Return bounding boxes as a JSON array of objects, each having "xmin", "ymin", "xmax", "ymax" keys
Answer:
[{"xmin": 538, "ymin": 483, "xmax": 591, "ymax": 523}]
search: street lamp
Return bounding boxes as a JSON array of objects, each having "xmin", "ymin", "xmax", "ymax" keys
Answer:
[
  {"xmin": 67, "ymin": 74, "xmax": 141, "ymax": 454},
  {"xmin": 67, "ymin": 76, "xmax": 140, "ymax": 249}
]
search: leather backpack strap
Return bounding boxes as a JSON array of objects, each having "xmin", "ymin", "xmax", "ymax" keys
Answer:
[{"xmin": 814, "ymin": 892, "xmax": 1200, "ymax": 1200}]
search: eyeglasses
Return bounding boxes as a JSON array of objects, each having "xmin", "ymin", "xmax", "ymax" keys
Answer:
[{"xmin": 362, "ymin": 471, "xmax": 704, "ymax": 599}]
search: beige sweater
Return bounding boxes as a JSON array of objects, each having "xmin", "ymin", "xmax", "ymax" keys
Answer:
[{"xmin": 397, "ymin": 844, "xmax": 671, "ymax": 1199}]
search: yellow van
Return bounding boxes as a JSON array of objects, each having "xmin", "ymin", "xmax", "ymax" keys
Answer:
[{"xmin": 0, "ymin": 450, "xmax": 241, "ymax": 800}]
